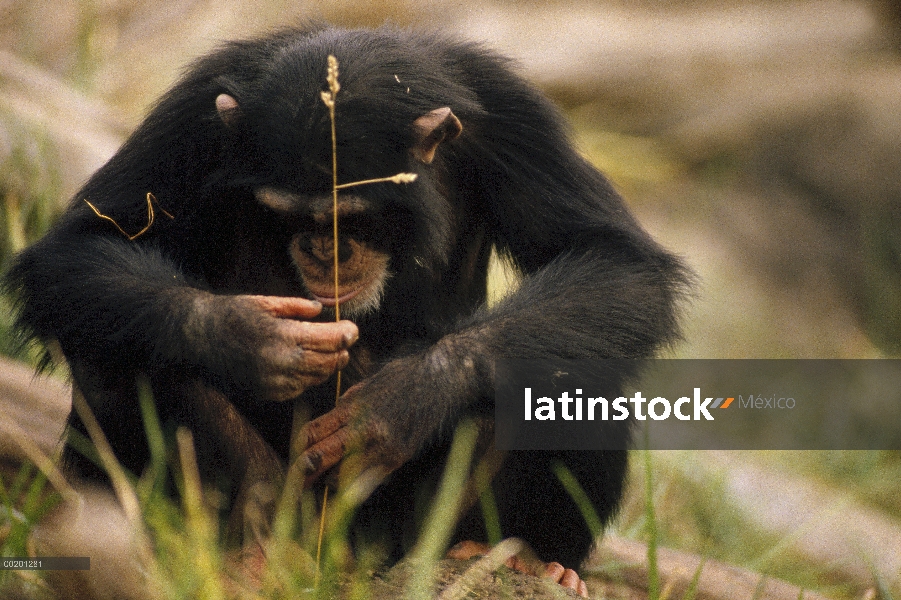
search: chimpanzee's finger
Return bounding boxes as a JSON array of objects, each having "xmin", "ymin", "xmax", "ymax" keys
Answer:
[
  {"xmin": 295, "ymin": 404, "xmax": 354, "ymax": 451},
  {"xmin": 248, "ymin": 295, "xmax": 324, "ymax": 319},
  {"xmin": 335, "ymin": 381, "xmax": 367, "ymax": 407},
  {"xmin": 281, "ymin": 319, "xmax": 358, "ymax": 351},
  {"xmin": 291, "ymin": 348, "xmax": 351, "ymax": 378},
  {"xmin": 300, "ymin": 427, "xmax": 352, "ymax": 486}
]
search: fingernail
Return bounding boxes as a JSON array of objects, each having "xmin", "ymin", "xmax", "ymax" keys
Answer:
[{"xmin": 304, "ymin": 453, "xmax": 321, "ymax": 472}]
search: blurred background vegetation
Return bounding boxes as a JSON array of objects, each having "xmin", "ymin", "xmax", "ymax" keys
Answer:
[{"xmin": 1, "ymin": 0, "xmax": 900, "ymax": 598}]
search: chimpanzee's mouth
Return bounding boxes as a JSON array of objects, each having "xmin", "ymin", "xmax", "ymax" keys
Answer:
[
  {"xmin": 304, "ymin": 271, "xmax": 385, "ymax": 309},
  {"xmin": 309, "ymin": 286, "xmax": 363, "ymax": 306}
]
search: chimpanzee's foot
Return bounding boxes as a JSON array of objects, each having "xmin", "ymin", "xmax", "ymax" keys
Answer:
[{"xmin": 446, "ymin": 540, "xmax": 588, "ymax": 597}]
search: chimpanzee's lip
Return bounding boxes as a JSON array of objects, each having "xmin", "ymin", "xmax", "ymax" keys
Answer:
[
  {"xmin": 311, "ymin": 287, "xmax": 362, "ymax": 306},
  {"xmin": 307, "ymin": 281, "xmax": 371, "ymax": 306},
  {"xmin": 308, "ymin": 273, "xmax": 383, "ymax": 306}
]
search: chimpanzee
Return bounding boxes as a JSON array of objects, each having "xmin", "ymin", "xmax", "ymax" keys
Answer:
[{"xmin": 3, "ymin": 25, "xmax": 686, "ymax": 593}]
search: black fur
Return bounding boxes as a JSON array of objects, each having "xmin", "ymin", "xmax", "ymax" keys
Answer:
[{"xmin": 3, "ymin": 25, "xmax": 686, "ymax": 568}]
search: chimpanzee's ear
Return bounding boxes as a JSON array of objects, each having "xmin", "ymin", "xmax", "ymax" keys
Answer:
[
  {"xmin": 411, "ymin": 107, "xmax": 462, "ymax": 164},
  {"xmin": 215, "ymin": 93, "xmax": 241, "ymax": 127}
]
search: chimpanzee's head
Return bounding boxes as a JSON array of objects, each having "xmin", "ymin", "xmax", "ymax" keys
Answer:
[{"xmin": 211, "ymin": 30, "xmax": 477, "ymax": 317}]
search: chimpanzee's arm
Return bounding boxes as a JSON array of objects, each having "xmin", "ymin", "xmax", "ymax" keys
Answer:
[
  {"xmin": 298, "ymin": 44, "xmax": 687, "ymax": 481},
  {"xmin": 3, "ymin": 29, "xmax": 358, "ymax": 405},
  {"xmin": 4, "ymin": 225, "xmax": 356, "ymax": 404}
]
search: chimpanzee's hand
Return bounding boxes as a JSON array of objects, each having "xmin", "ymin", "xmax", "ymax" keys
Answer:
[
  {"xmin": 293, "ymin": 340, "xmax": 484, "ymax": 486},
  {"xmin": 197, "ymin": 294, "xmax": 358, "ymax": 402},
  {"xmin": 292, "ymin": 394, "xmax": 400, "ymax": 488}
]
